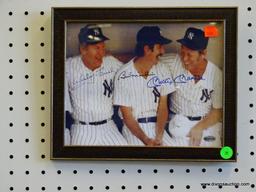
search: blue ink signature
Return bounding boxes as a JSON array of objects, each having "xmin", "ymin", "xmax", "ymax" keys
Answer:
[
  {"xmin": 72, "ymin": 70, "xmax": 114, "ymax": 88},
  {"xmin": 99, "ymin": 70, "xmax": 114, "ymax": 76},
  {"xmin": 147, "ymin": 76, "xmax": 173, "ymax": 88},
  {"xmin": 118, "ymin": 71, "xmax": 155, "ymax": 80},
  {"xmin": 147, "ymin": 74, "xmax": 205, "ymax": 88},
  {"xmin": 174, "ymin": 74, "xmax": 205, "ymax": 83}
]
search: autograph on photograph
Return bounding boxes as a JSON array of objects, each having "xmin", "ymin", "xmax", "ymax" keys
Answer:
[
  {"xmin": 71, "ymin": 70, "xmax": 115, "ymax": 89},
  {"xmin": 72, "ymin": 71, "xmax": 205, "ymax": 90},
  {"xmin": 117, "ymin": 71, "xmax": 155, "ymax": 80},
  {"xmin": 147, "ymin": 74, "xmax": 205, "ymax": 88},
  {"xmin": 117, "ymin": 71, "xmax": 205, "ymax": 88}
]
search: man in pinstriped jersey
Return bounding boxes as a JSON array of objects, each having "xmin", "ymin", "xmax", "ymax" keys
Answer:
[
  {"xmin": 113, "ymin": 26, "xmax": 175, "ymax": 146},
  {"xmin": 65, "ymin": 24, "xmax": 127, "ymax": 146},
  {"xmin": 161, "ymin": 27, "xmax": 223, "ymax": 147}
]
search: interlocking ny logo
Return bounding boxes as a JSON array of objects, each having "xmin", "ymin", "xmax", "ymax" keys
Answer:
[
  {"xmin": 187, "ymin": 32, "xmax": 194, "ymax": 40},
  {"xmin": 152, "ymin": 87, "xmax": 160, "ymax": 103},
  {"xmin": 200, "ymin": 89, "xmax": 213, "ymax": 103},
  {"xmin": 94, "ymin": 29, "xmax": 100, "ymax": 35},
  {"xmin": 103, "ymin": 79, "xmax": 113, "ymax": 97}
]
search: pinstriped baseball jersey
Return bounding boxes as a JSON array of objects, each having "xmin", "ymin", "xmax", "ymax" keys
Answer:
[
  {"xmin": 113, "ymin": 58, "xmax": 175, "ymax": 119},
  {"xmin": 160, "ymin": 53, "xmax": 222, "ymax": 116},
  {"xmin": 113, "ymin": 58, "xmax": 175, "ymax": 146},
  {"xmin": 65, "ymin": 55, "xmax": 128, "ymax": 146},
  {"xmin": 160, "ymin": 53, "xmax": 223, "ymax": 147},
  {"xmin": 71, "ymin": 121, "xmax": 128, "ymax": 146},
  {"xmin": 65, "ymin": 55, "xmax": 122, "ymax": 122}
]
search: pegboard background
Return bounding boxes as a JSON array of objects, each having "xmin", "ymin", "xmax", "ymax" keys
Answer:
[{"xmin": 0, "ymin": 0, "xmax": 255, "ymax": 191}]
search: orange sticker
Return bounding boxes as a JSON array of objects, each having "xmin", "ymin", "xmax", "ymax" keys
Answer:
[{"xmin": 204, "ymin": 26, "xmax": 219, "ymax": 37}]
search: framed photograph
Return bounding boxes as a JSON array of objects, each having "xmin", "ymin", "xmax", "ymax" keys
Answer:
[{"xmin": 51, "ymin": 7, "xmax": 237, "ymax": 161}]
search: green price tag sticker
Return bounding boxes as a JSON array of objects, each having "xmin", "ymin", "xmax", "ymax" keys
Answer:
[{"xmin": 220, "ymin": 146, "xmax": 233, "ymax": 159}]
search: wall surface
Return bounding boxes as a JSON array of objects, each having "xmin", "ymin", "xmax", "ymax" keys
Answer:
[{"xmin": 0, "ymin": 0, "xmax": 255, "ymax": 192}]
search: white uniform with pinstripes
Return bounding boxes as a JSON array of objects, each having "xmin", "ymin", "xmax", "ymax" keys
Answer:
[
  {"xmin": 65, "ymin": 55, "xmax": 128, "ymax": 146},
  {"xmin": 160, "ymin": 53, "xmax": 222, "ymax": 147},
  {"xmin": 113, "ymin": 58, "xmax": 175, "ymax": 146}
]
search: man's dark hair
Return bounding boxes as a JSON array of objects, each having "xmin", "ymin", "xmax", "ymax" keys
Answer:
[{"xmin": 134, "ymin": 43, "xmax": 154, "ymax": 57}]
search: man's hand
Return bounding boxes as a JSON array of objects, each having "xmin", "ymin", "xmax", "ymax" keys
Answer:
[
  {"xmin": 144, "ymin": 137, "xmax": 161, "ymax": 146},
  {"xmin": 154, "ymin": 135, "xmax": 163, "ymax": 146},
  {"xmin": 187, "ymin": 126, "xmax": 204, "ymax": 146},
  {"xmin": 186, "ymin": 108, "xmax": 222, "ymax": 146}
]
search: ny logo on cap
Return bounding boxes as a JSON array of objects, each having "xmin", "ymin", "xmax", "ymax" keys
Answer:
[
  {"xmin": 187, "ymin": 32, "xmax": 194, "ymax": 40},
  {"xmin": 93, "ymin": 29, "xmax": 100, "ymax": 36}
]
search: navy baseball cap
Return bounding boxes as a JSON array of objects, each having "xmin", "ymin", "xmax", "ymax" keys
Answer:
[
  {"xmin": 177, "ymin": 27, "xmax": 209, "ymax": 50},
  {"xmin": 78, "ymin": 24, "xmax": 109, "ymax": 44},
  {"xmin": 136, "ymin": 26, "xmax": 172, "ymax": 45}
]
